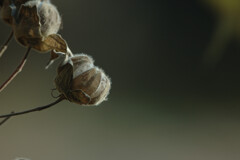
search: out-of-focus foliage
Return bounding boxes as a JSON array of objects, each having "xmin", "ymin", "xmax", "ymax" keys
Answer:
[
  {"xmin": 206, "ymin": 0, "xmax": 240, "ymax": 15},
  {"xmin": 203, "ymin": 0, "xmax": 240, "ymax": 67}
]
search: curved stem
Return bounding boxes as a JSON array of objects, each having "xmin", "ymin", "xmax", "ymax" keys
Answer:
[
  {"xmin": 0, "ymin": 47, "xmax": 31, "ymax": 93},
  {"xmin": 0, "ymin": 31, "xmax": 13, "ymax": 58},
  {"xmin": 0, "ymin": 96, "xmax": 65, "ymax": 120}
]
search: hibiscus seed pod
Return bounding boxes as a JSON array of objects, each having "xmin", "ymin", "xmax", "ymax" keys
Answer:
[
  {"xmin": 55, "ymin": 54, "xmax": 111, "ymax": 105},
  {"xmin": 13, "ymin": 0, "xmax": 61, "ymax": 49}
]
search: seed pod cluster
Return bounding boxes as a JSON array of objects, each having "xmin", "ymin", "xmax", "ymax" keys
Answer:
[
  {"xmin": 55, "ymin": 54, "xmax": 111, "ymax": 105},
  {"xmin": 0, "ymin": 1, "xmax": 111, "ymax": 106}
]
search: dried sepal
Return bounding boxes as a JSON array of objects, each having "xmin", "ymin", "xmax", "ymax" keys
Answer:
[
  {"xmin": 14, "ymin": 4, "xmax": 41, "ymax": 42},
  {"xmin": 55, "ymin": 54, "xmax": 111, "ymax": 106},
  {"xmin": 33, "ymin": 34, "xmax": 67, "ymax": 52},
  {"xmin": 45, "ymin": 49, "xmax": 66, "ymax": 69},
  {"xmin": 55, "ymin": 63, "xmax": 73, "ymax": 99},
  {"xmin": 44, "ymin": 34, "xmax": 69, "ymax": 69}
]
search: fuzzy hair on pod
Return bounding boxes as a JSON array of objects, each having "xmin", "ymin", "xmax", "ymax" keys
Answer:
[
  {"xmin": 23, "ymin": 0, "xmax": 60, "ymax": 37},
  {"xmin": 12, "ymin": 0, "xmax": 61, "ymax": 49},
  {"xmin": 55, "ymin": 54, "xmax": 111, "ymax": 106}
]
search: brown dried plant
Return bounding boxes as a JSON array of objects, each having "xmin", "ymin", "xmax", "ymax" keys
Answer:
[{"xmin": 0, "ymin": 0, "xmax": 111, "ymax": 126}]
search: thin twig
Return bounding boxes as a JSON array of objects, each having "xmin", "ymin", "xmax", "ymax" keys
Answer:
[
  {"xmin": 0, "ymin": 31, "xmax": 13, "ymax": 58},
  {"xmin": 0, "ymin": 112, "xmax": 13, "ymax": 126},
  {"xmin": 0, "ymin": 96, "xmax": 65, "ymax": 119},
  {"xmin": 0, "ymin": 47, "xmax": 31, "ymax": 93}
]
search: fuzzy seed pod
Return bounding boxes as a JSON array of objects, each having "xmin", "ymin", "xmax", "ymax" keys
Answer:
[
  {"xmin": 12, "ymin": 0, "xmax": 62, "ymax": 52},
  {"xmin": 55, "ymin": 54, "xmax": 111, "ymax": 105}
]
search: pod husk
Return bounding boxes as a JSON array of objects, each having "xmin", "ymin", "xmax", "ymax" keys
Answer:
[{"xmin": 55, "ymin": 55, "xmax": 111, "ymax": 105}]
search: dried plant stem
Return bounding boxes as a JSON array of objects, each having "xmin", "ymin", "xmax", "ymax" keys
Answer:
[
  {"xmin": 0, "ymin": 112, "xmax": 13, "ymax": 126},
  {"xmin": 0, "ymin": 96, "xmax": 65, "ymax": 123},
  {"xmin": 0, "ymin": 31, "xmax": 13, "ymax": 58},
  {"xmin": 0, "ymin": 47, "xmax": 31, "ymax": 93}
]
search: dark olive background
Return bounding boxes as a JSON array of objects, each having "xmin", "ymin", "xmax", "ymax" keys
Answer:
[{"xmin": 1, "ymin": 0, "xmax": 240, "ymax": 160}]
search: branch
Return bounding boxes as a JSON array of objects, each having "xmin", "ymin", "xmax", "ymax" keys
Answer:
[
  {"xmin": 0, "ymin": 47, "xmax": 31, "ymax": 93},
  {"xmin": 0, "ymin": 112, "xmax": 13, "ymax": 126},
  {"xmin": 0, "ymin": 31, "xmax": 13, "ymax": 58},
  {"xmin": 0, "ymin": 96, "xmax": 65, "ymax": 119}
]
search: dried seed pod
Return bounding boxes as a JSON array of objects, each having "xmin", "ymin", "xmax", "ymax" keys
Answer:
[
  {"xmin": 0, "ymin": 0, "xmax": 65, "ymax": 53},
  {"xmin": 55, "ymin": 54, "xmax": 111, "ymax": 105},
  {"xmin": 12, "ymin": 0, "xmax": 63, "ymax": 52}
]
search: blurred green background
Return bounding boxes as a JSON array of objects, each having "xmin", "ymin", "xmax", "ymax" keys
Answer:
[{"xmin": 1, "ymin": 0, "xmax": 240, "ymax": 160}]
